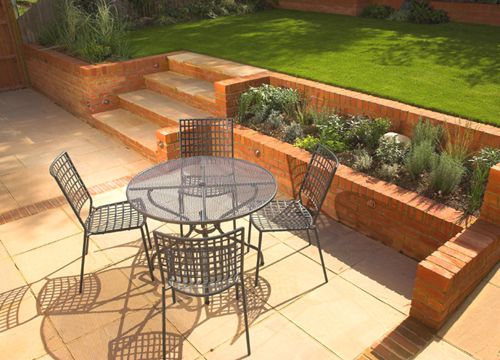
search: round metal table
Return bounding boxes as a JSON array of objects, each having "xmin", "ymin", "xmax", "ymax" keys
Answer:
[{"xmin": 126, "ymin": 156, "xmax": 277, "ymax": 235}]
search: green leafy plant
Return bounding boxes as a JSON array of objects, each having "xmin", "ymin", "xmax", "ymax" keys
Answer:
[
  {"xmin": 429, "ymin": 153, "xmax": 465, "ymax": 195},
  {"xmin": 238, "ymin": 85, "xmax": 300, "ymax": 125},
  {"xmin": 465, "ymin": 147, "xmax": 500, "ymax": 215},
  {"xmin": 295, "ymin": 135, "xmax": 320, "ymax": 152},
  {"xmin": 376, "ymin": 136, "xmax": 408, "ymax": 164},
  {"xmin": 361, "ymin": 4, "xmax": 395, "ymax": 19},
  {"xmin": 408, "ymin": 0, "xmax": 449, "ymax": 24},
  {"xmin": 353, "ymin": 150, "xmax": 373, "ymax": 172},
  {"xmin": 348, "ymin": 117, "xmax": 391, "ymax": 151},
  {"xmin": 405, "ymin": 140, "xmax": 438, "ymax": 179},
  {"xmin": 377, "ymin": 163, "xmax": 400, "ymax": 181},
  {"xmin": 283, "ymin": 122, "xmax": 303, "ymax": 143}
]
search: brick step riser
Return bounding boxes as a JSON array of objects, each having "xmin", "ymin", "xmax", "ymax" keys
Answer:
[
  {"xmin": 119, "ymin": 97, "xmax": 178, "ymax": 128},
  {"xmin": 88, "ymin": 115, "xmax": 157, "ymax": 162},
  {"xmin": 168, "ymin": 59, "xmax": 229, "ymax": 83},
  {"xmin": 145, "ymin": 78, "xmax": 216, "ymax": 115}
]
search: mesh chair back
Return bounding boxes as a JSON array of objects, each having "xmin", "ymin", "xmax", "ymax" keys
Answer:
[
  {"xmin": 299, "ymin": 144, "xmax": 339, "ymax": 223},
  {"xmin": 153, "ymin": 228, "xmax": 245, "ymax": 296},
  {"xmin": 179, "ymin": 118, "xmax": 234, "ymax": 158},
  {"xmin": 49, "ymin": 152, "xmax": 92, "ymax": 227}
]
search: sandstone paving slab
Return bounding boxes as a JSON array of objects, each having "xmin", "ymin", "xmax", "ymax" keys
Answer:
[
  {"xmin": 487, "ymin": 263, "xmax": 499, "ymax": 287},
  {"xmin": 281, "ymin": 275, "xmax": 406, "ymax": 360},
  {"xmin": 340, "ymin": 244, "xmax": 418, "ymax": 314},
  {"xmin": 205, "ymin": 311, "xmax": 341, "ymax": 360},
  {"xmin": 438, "ymin": 282, "xmax": 500, "ymax": 360},
  {"xmin": 415, "ymin": 338, "xmax": 476, "ymax": 360},
  {"xmin": 0, "ymin": 208, "xmax": 81, "ymax": 256}
]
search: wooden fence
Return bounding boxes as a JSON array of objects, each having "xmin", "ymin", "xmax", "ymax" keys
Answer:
[{"xmin": 0, "ymin": 0, "xmax": 28, "ymax": 91}]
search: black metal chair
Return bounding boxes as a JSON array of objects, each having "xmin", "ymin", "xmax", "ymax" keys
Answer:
[
  {"xmin": 49, "ymin": 152, "xmax": 154, "ymax": 293},
  {"xmin": 178, "ymin": 118, "xmax": 237, "ymax": 233},
  {"xmin": 248, "ymin": 144, "xmax": 339, "ymax": 286},
  {"xmin": 153, "ymin": 228, "xmax": 251, "ymax": 358}
]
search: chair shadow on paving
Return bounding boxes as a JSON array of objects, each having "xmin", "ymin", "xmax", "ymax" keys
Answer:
[
  {"xmin": 0, "ymin": 284, "xmax": 35, "ymax": 333},
  {"xmin": 33, "ymin": 235, "xmax": 272, "ymax": 359}
]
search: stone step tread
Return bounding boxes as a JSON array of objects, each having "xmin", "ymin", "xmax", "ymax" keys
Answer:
[
  {"xmin": 119, "ymin": 89, "xmax": 211, "ymax": 122},
  {"xmin": 168, "ymin": 51, "xmax": 266, "ymax": 78},
  {"xmin": 92, "ymin": 109, "xmax": 158, "ymax": 152},
  {"xmin": 144, "ymin": 71, "xmax": 215, "ymax": 102}
]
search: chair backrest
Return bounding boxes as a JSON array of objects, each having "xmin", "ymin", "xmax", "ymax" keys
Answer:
[
  {"xmin": 153, "ymin": 228, "xmax": 245, "ymax": 296},
  {"xmin": 299, "ymin": 144, "xmax": 339, "ymax": 223},
  {"xmin": 179, "ymin": 118, "xmax": 234, "ymax": 158},
  {"xmin": 49, "ymin": 152, "xmax": 92, "ymax": 228}
]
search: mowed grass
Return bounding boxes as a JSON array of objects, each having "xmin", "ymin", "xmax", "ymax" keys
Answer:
[{"xmin": 129, "ymin": 10, "xmax": 500, "ymax": 126}]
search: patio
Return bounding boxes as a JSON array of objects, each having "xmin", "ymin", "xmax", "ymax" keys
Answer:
[{"xmin": 1, "ymin": 89, "xmax": 495, "ymax": 359}]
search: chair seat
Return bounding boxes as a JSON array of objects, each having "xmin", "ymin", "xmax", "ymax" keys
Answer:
[
  {"xmin": 250, "ymin": 200, "xmax": 313, "ymax": 232},
  {"xmin": 168, "ymin": 274, "xmax": 239, "ymax": 297},
  {"xmin": 85, "ymin": 201, "xmax": 145, "ymax": 234}
]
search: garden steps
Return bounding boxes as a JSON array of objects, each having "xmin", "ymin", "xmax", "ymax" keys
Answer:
[
  {"xmin": 167, "ymin": 51, "xmax": 267, "ymax": 83},
  {"xmin": 91, "ymin": 109, "xmax": 158, "ymax": 161},
  {"xmin": 118, "ymin": 89, "xmax": 211, "ymax": 128},
  {"xmin": 144, "ymin": 71, "xmax": 216, "ymax": 114}
]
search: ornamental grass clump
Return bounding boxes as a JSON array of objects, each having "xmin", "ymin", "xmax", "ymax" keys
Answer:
[
  {"xmin": 429, "ymin": 153, "xmax": 465, "ymax": 195},
  {"xmin": 405, "ymin": 140, "xmax": 437, "ymax": 179},
  {"xmin": 39, "ymin": 0, "xmax": 130, "ymax": 63}
]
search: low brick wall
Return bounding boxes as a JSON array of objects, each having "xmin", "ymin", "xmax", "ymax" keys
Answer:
[
  {"xmin": 24, "ymin": 44, "xmax": 168, "ymax": 117},
  {"xmin": 278, "ymin": 0, "xmax": 369, "ymax": 16},
  {"xmin": 411, "ymin": 164, "xmax": 500, "ymax": 329},
  {"xmin": 277, "ymin": 0, "xmax": 500, "ymax": 26}
]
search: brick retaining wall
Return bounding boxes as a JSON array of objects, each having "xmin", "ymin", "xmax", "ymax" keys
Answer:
[{"xmin": 277, "ymin": 0, "xmax": 500, "ymax": 26}]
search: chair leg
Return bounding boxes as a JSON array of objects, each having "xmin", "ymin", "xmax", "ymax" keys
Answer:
[
  {"xmin": 235, "ymin": 283, "xmax": 240, "ymax": 301},
  {"xmin": 313, "ymin": 228, "xmax": 328, "ymax": 283},
  {"xmin": 233, "ymin": 219, "xmax": 236, "ymax": 230},
  {"xmin": 162, "ymin": 286, "xmax": 167, "ymax": 360},
  {"xmin": 79, "ymin": 234, "xmax": 89, "ymax": 293},
  {"xmin": 254, "ymin": 232, "xmax": 263, "ymax": 287},
  {"xmin": 240, "ymin": 278, "xmax": 251, "ymax": 356},
  {"xmin": 140, "ymin": 226, "xmax": 155, "ymax": 281},
  {"xmin": 306, "ymin": 229, "xmax": 312, "ymax": 246},
  {"xmin": 180, "ymin": 224, "xmax": 184, "ymax": 237},
  {"xmin": 84, "ymin": 233, "xmax": 90, "ymax": 255},
  {"xmin": 144, "ymin": 221, "xmax": 152, "ymax": 249},
  {"xmin": 247, "ymin": 221, "xmax": 252, "ymax": 254},
  {"xmin": 171, "ymin": 288, "xmax": 176, "ymax": 304}
]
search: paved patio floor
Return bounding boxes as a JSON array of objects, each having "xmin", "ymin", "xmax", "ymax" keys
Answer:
[{"xmin": 0, "ymin": 90, "xmax": 496, "ymax": 359}]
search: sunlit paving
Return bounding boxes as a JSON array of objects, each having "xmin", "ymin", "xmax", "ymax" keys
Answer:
[{"xmin": 1, "ymin": 0, "xmax": 499, "ymax": 359}]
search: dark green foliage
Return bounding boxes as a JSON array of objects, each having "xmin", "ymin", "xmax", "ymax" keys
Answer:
[
  {"xmin": 361, "ymin": 4, "xmax": 395, "ymax": 19},
  {"xmin": 347, "ymin": 117, "xmax": 391, "ymax": 151},
  {"xmin": 405, "ymin": 140, "xmax": 438, "ymax": 178},
  {"xmin": 408, "ymin": 0, "xmax": 449, "ymax": 24},
  {"xmin": 412, "ymin": 119, "xmax": 443, "ymax": 148}
]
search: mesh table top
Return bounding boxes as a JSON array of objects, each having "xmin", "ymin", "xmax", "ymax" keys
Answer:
[{"xmin": 126, "ymin": 156, "xmax": 277, "ymax": 225}]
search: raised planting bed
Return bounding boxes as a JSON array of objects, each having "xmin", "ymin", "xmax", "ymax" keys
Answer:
[{"xmin": 236, "ymin": 83, "xmax": 500, "ymax": 218}]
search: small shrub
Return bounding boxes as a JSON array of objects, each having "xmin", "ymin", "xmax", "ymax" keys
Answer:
[
  {"xmin": 429, "ymin": 153, "xmax": 465, "ymax": 195},
  {"xmin": 348, "ymin": 117, "xmax": 391, "ymax": 151},
  {"xmin": 295, "ymin": 135, "xmax": 320, "ymax": 152},
  {"xmin": 408, "ymin": 0, "xmax": 449, "ymax": 24},
  {"xmin": 283, "ymin": 122, "xmax": 303, "ymax": 143},
  {"xmin": 405, "ymin": 140, "xmax": 437, "ymax": 178},
  {"xmin": 376, "ymin": 137, "xmax": 408, "ymax": 165},
  {"xmin": 388, "ymin": 9, "xmax": 411, "ymax": 22},
  {"xmin": 353, "ymin": 150, "xmax": 373, "ymax": 172},
  {"xmin": 266, "ymin": 110, "xmax": 285, "ymax": 130},
  {"xmin": 412, "ymin": 119, "xmax": 443, "ymax": 148},
  {"xmin": 238, "ymin": 85, "xmax": 300, "ymax": 125},
  {"xmin": 361, "ymin": 4, "xmax": 395, "ymax": 19},
  {"xmin": 377, "ymin": 164, "xmax": 400, "ymax": 181}
]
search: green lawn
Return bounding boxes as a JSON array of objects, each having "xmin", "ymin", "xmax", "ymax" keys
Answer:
[{"xmin": 129, "ymin": 10, "xmax": 500, "ymax": 126}]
